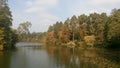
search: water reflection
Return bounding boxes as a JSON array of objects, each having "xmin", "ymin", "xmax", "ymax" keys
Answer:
[
  {"xmin": 10, "ymin": 47, "xmax": 63, "ymax": 68},
  {"xmin": 0, "ymin": 51, "xmax": 11, "ymax": 68},
  {"xmin": 46, "ymin": 46, "xmax": 120, "ymax": 68},
  {"xmin": 0, "ymin": 45, "xmax": 120, "ymax": 68},
  {"xmin": 16, "ymin": 42, "xmax": 42, "ymax": 47}
]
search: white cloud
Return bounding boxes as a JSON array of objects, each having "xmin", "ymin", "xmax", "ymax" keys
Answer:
[
  {"xmin": 24, "ymin": 0, "xmax": 59, "ymax": 32},
  {"xmin": 25, "ymin": 0, "xmax": 58, "ymax": 13},
  {"xmin": 25, "ymin": 7, "xmax": 45, "ymax": 13},
  {"xmin": 71, "ymin": 0, "xmax": 120, "ymax": 16},
  {"xmin": 89, "ymin": 0, "xmax": 120, "ymax": 5},
  {"xmin": 30, "ymin": 14, "xmax": 59, "ymax": 32},
  {"xmin": 10, "ymin": 0, "xmax": 120, "ymax": 32},
  {"xmin": 26, "ymin": 0, "xmax": 58, "ymax": 7}
]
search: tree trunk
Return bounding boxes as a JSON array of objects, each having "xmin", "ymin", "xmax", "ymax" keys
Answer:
[{"xmin": 73, "ymin": 32, "xmax": 74, "ymax": 41}]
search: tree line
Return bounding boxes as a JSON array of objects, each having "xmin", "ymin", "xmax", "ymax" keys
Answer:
[
  {"xmin": 46, "ymin": 9, "xmax": 120, "ymax": 48},
  {"xmin": 1, "ymin": 0, "xmax": 119, "ymax": 51},
  {"xmin": 15, "ymin": 21, "xmax": 46, "ymax": 43},
  {"xmin": 0, "ymin": 0, "xmax": 18, "ymax": 50},
  {"xmin": 13, "ymin": 8, "xmax": 120, "ymax": 48}
]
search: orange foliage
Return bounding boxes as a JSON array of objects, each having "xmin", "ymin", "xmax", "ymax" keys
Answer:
[{"xmin": 47, "ymin": 32, "xmax": 55, "ymax": 41}]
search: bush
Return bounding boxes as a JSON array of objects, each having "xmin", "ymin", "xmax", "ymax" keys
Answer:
[
  {"xmin": 0, "ymin": 45, "xmax": 3, "ymax": 51},
  {"xmin": 78, "ymin": 41, "xmax": 87, "ymax": 48},
  {"xmin": 84, "ymin": 35, "xmax": 95, "ymax": 47},
  {"xmin": 67, "ymin": 41, "xmax": 76, "ymax": 48}
]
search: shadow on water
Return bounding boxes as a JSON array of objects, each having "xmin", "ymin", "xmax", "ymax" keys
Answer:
[{"xmin": 97, "ymin": 49, "xmax": 120, "ymax": 63}]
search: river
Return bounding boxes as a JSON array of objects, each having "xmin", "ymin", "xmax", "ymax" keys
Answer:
[{"xmin": 0, "ymin": 42, "xmax": 120, "ymax": 68}]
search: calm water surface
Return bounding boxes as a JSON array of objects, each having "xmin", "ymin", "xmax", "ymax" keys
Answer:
[{"xmin": 0, "ymin": 42, "xmax": 120, "ymax": 68}]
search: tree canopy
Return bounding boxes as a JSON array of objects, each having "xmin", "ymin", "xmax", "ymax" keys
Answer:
[
  {"xmin": 46, "ymin": 8, "xmax": 120, "ymax": 48},
  {"xmin": 0, "ymin": 0, "xmax": 18, "ymax": 50}
]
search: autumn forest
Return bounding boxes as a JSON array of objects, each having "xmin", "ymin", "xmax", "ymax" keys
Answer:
[
  {"xmin": 1, "ymin": 0, "xmax": 120, "ymax": 68},
  {"xmin": 1, "ymin": 0, "xmax": 120, "ymax": 50}
]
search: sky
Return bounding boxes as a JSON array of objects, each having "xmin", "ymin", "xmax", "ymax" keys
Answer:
[{"xmin": 8, "ymin": 0, "xmax": 120, "ymax": 32}]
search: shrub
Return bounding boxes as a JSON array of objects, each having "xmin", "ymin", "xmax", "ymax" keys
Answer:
[
  {"xmin": 84, "ymin": 35, "xmax": 95, "ymax": 47},
  {"xmin": 67, "ymin": 41, "xmax": 76, "ymax": 48}
]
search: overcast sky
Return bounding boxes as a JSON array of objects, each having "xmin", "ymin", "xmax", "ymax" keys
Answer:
[{"xmin": 8, "ymin": 0, "xmax": 120, "ymax": 32}]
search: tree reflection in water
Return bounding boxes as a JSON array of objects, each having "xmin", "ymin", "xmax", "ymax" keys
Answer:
[
  {"xmin": 46, "ymin": 46, "xmax": 120, "ymax": 68},
  {"xmin": 0, "ymin": 51, "xmax": 12, "ymax": 68}
]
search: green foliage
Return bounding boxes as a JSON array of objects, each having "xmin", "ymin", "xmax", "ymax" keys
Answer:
[
  {"xmin": 17, "ymin": 21, "xmax": 31, "ymax": 34},
  {"xmin": 16, "ymin": 24, "xmax": 46, "ymax": 43},
  {"xmin": 0, "ymin": 0, "xmax": 18, "ymax": 50},
  {"xmin": 106, "ymin": 9, "xmax": 120, "ymax": 48},
  {"xmin": 16, "ymin": 21, "xmax": 32, "ymax": 42}
]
